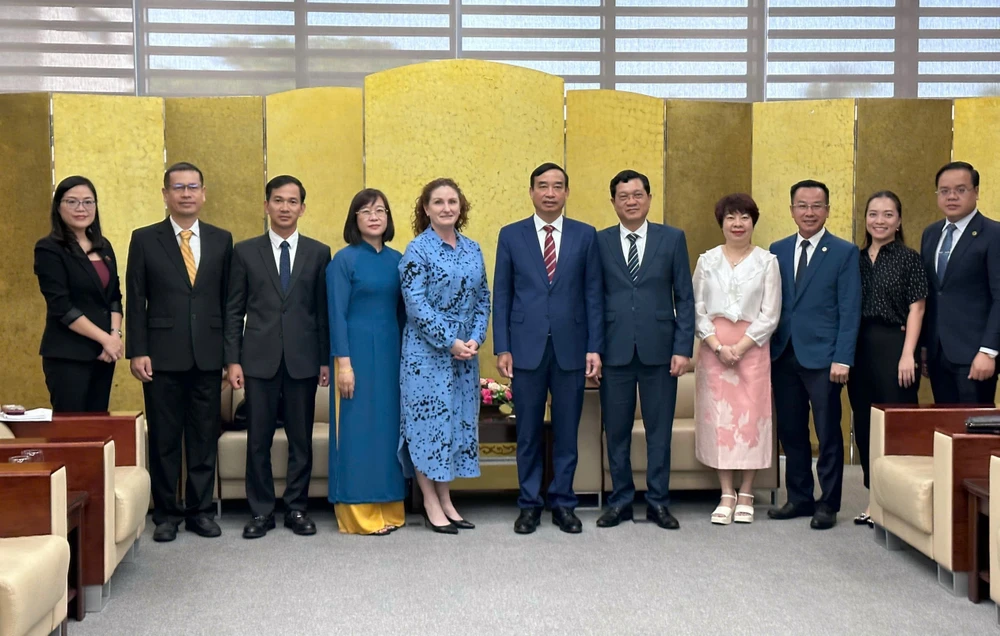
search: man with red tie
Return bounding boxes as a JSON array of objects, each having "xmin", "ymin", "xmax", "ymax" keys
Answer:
[{"xmin": 493, "ymin": 163, "xmax": 604, "ymax": 534}]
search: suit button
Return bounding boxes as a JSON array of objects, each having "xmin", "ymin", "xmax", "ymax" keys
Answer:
[{"xmin": 192, "ymin": 314, "xmax": 196, "ymax": 320}]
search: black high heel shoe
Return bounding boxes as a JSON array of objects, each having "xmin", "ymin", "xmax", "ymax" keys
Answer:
[
  {"xmin": 445, "ymin": 516, "xmax": 475, "ymax": 530},
  {"xmin": 422, "ymin": 511, "xmax": 458, "ymax": 535}
]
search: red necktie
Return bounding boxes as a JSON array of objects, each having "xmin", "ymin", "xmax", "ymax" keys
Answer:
[{"xmin": 543, "ymin": 225, "xmax": 557, "ymax": 282}]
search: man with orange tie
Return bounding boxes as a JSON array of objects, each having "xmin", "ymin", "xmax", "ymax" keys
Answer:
[{"xmin": 126, "ymin": 162, "xmax": 233, "ymax": 543}]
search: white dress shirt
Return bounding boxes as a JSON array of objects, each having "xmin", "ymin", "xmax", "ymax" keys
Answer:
[
  {"xmin": 792, "ymin": 226, "xmax": 826, "ymax": 279},
  {"xmin": 269, "ymin": 228, "xmax": 299, "ymax": 273},
  {"xmin": 693, "ymin": 246, "xmax": 782, "ymax": 346},
  {"xmin": 619, "ymin": 220, "xmax": 648, "ymax": 267},
  {"xmin": 169, "ymin": 216, "xmax": 201, "ymax": 269},
  {"xmin": 935, "ymin": 209, "xmax": 978, "ymax": 274},
  {"xmin": 533, "ymin": 213, "xmax": 563, "ymax": 260}
]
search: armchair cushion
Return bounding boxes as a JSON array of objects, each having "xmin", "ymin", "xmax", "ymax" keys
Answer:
[
  {"xmin": 113, "ymin": 466, "xmax": 150, "ymax": 544},
  {"xmin": 872, "ymin": 455, "xmax": 934, "ymax": 534},
  {"xmin": 0, "ymin": 535, "xmax": 70, "ymax": 636},
  {"xmin": 0, "ymin": 423, "xmax": 11, "ymax": 439}
]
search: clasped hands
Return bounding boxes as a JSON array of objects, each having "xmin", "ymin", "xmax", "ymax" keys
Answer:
[
  {"xmin": 97, "ymin": 331, "xmax": 124, "ymax": 364},
  {"xmin": 451, "ymin": 339, "xmax": 479, "ymax": 361}
]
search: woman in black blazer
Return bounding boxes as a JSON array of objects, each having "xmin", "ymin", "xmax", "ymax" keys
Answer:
[{"xmin": 34, "ymin": 176, "xmax": 124, "ymax": 412}]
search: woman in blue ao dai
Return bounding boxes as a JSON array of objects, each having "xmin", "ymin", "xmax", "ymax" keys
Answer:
[{"xmin": 399, "ymin": 178, "xmax": 491, "ymax": 534}]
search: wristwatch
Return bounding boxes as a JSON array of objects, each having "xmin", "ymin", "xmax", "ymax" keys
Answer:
[
  {"xmin": 112, "ymin": 329, "xmax": 122, "ymax": 337},
  {"xmin": 714, "ymin": 344, "xmax": 723, "ymax": 356}
]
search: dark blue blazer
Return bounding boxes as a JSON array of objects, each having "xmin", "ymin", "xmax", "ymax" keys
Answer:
[
  {"xmin": 920, "ymin": 211, "xmax": 1000, "ymax": 365},
  {"xmin": 493, "ymin": 216, "xmax": 603, "ymax": 371},
  {"xmin": 769, "ymin": 230, "xmax": 861, "ymax": 370},
  {"xmin": 598, "ymin": 222, "xmax": 695, "ymax": 367}
]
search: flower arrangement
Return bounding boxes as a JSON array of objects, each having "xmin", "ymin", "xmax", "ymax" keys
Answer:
[{"xmin": 480, "ymin": 377, "xmax": 513, "ymax": 413}]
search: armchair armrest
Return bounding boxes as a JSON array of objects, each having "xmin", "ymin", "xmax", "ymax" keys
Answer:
[
  {"xmin": 932, "ymin": 431, "xmax": 1000, "ymax": 573},
  {"xmin": 0, "ymin": 462, "xmax": 68, "ymax": 539},
  {"xmin": 0, "ymin": 438, "xmax": 113, "ymax": 587},
  {"xmin": 7, "ymin": 412, "xmax": 144, "ymax": 468},
  {"xmin": 990, "ymin": 456, "xmax": 1000, "ymax": 605},
  {"xmin": 876, "ymin": 405, "xmax": 1000, "ymax": 457}
]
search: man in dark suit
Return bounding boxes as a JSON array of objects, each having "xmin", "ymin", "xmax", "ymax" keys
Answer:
[
  {"xmin": 595, "ymin": 170, "xmax": 694, "ymax": 530},
  {"xmin": 126, "ymin": 162, "xmax": 233, "ymax": 542},
  {"xmin": 224, "ymin": 175, "xmax": 331, "ymax": 539},
  {"xmin": 920, "ymin": 161, "xmax": 1000, "ymax": 404},
  {"xmin": 494, "ymin": 162, "xmax": 604, "ymax": 535},
  {"xmin": 768, "ymin": 179, "xmax": 861, "ymax": 530}
]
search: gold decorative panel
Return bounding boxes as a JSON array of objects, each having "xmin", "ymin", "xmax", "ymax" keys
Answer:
[
  {"xmin": 0, "ymin": 93, "xmax": 54, "ymax": 409},
  {"xmin": 365, "ymin": 59, "xmax": 564, "ymax": 379},
  {"xmin": 565, "ymin": 90, "xmax": 664, "ymax": 231},
  {"xmin": 954, "ymin": 97, "xmax": 1000, "ymax": 218},
  {"xmin": 665, "ymin": 101, "xmax": 752, "ymax": 269},
  {"xmin": 265, "ymin": 87, "xmax": 363, "ymax": 252},
  {"xmin": 164, "ymin": 97, "xmax": 265, "ymax": 243},
  {"xmin": 52, "ymin": 93, "xmax": 166, "ymax": 412},
  {"xmin": 751, "ymin": 99, "xmax": 856, "ymax": 248}
]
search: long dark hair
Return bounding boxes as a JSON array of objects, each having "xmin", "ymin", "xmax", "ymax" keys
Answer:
[
  {"xmin": 412, "ymin": 178, "xmax": 470, "ymax": 236},
  {"xmin": 862, "ymin": 190, "xmax": 904, "ymax": 249},
  {"xmin": 49, "ymin": 175, "xmax": 106, "ymax": 253}
]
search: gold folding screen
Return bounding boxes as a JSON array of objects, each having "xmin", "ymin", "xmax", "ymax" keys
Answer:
[{"xmin": 954, "ymin": 97, "xmax": 1000, "ymax": 217}]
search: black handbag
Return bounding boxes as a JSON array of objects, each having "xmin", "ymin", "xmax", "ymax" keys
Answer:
[{"xmin": 965, "ymin": 415, "xmax": 1000, "ymax": 434}]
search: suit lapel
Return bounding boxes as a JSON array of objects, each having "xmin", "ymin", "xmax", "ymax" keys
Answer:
[
  {"xmin": 69, "ymin": 244, "xmax": 110, "ymax": 299},
  {"xmin": 156, "ymin": 219, "xmax": 192, "ymax": 289},
  {"xmin": 256, "ymin": 235, "xmax": 284, "ymax": 298},
  {"xmin": 794, "ymin": 232, "xmax": 830, "ymax": 303},
  {"xmin": 284, "ymin": 237, "xmax": 308, "ymax": 297},
  {"xmin": 521, "ymin": 220, "xmax": 550, "ymax": 286},
  {"xmin": 605, "ymin": 229, "xmax": 630, "ymax": 281},
  {"xmin": 942, "ymin": 212, "xmax": 981, "ymax": 288},
  {"xmin": 635, "ymin": 224, "xmax": 662, "ymax": 284},
  {"xmin": 552, "ymin": 220, "xmax": 575, "ymax": 286}
]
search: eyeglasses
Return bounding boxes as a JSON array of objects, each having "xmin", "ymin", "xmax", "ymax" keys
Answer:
[
  {"xmin": 936, "ymin": 187, "xmax": 972, "ymax": 197},
  {"xmin": 62, "ymin": 198, "xmax": 96, "ymax": 210},
  {"xmin": 170, "ymin": 183, "xmax": 203, "ymax": 193},
  {"xmin": 615, "ymin": 192, "xmax": 647, "ymax": 203},
  {"xmin": 358, "ymin": 208, "xmax": 387, "ymax": 219},
  {"xmin": 793, "ymin": 203, "xmax": 828, "ymax": 212}
]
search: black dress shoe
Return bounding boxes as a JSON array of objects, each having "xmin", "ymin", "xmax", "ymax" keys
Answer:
[
  {"xmin": 284, "ymin": 511, "xmax": 317, "ymax": 536},
  {"xmin": 646, "ymin": 504, "xmax": 680, "ymax": 529},
  {"xmin": 243, "ymin": 515, "xmax": 276, "ymax": 539},
  {"xmin": 185, "ymin": 516, "xmax": 222, "ymax": 538},
  {"xmin": 422, "ymin": 511, "xmax": 458, "ymax": 535},
  {"xmin": 767, "ymin": 501, "xmax": 815, "ymax": 520},
  {"xmin": 152, "ymin": 522, "xmax": 178, "ymax": 543},
  {"xmin": 514, "ymin": 508, "xmax": 542, "ymax": 534},
  {"xmin": 551, "ymin": 506, "xmax": 583, "ymax": 534},
  {"xmin": 810, "ymin": 504, "xmax": 837, "ymax": 530},
  {"xmin": 445, "ymin": 516, "xmax": 475, "ymax": 530},
  {"xmin": 596, "ymin": 505, "xmax": 634, "ymax": 528}
]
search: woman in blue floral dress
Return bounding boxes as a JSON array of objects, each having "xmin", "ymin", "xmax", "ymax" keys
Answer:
[{"xmin": 399, "ymin": 178, "xmax": 491, "ymax": 534}]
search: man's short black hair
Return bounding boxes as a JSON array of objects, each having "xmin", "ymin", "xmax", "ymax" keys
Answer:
[
  {"xmin": 610, "ymin": 170, "xmax": 651, "ymax": 198},
  {"xmin": 530, "ymin": 162, "xmax": 569, "ymax": 190},
  {"xmin": 163, "ymin": 162, "xmax": 203, "ymax": 189},
  {"xmin": 935, "ymin": 161, "xmax": 979, "ymax": 188},
  {"xmin": 266, "ymin": 175, "xmax": 306, "ymax": 203},
  {"xmin": 790, "ymin": 179, "xmax": 830, "ymax": 204}
]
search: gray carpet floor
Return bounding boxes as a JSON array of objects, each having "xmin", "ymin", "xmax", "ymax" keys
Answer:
[{"xmin": 72, "ymin": 465, "xmax": 997, "ymax": 636}]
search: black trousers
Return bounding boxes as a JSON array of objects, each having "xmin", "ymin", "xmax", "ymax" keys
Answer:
[
  {"xmin": 772, "ymin": 344, "xmax": 845, "ymax": 512},
  {"xmin": 42, "ymin": 357, "xmax": 115, "ymax": 413},
  {"xmin": 928, "ymin": 344, "xmax": 999, "ymax": 406},
  {"xmin": 600, "ymin": 351, "xmax": 676, "ymax": 508},
  {"xmin": 847, "ymin": 321, "xmax": 919, "ymax": 489},
  {"xmin": 244, "ymin": 358, "xmax": 317, "ymax": 518},
  {"xmin": 143, "ymin": 368, "xmax": 221, "ymax": 525}
]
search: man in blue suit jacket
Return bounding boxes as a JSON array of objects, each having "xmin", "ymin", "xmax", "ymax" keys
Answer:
[
  {"xmin": 920, "ymin": 161, "xmax": 1000, "ymax": 404},
  {"xmin": 595, "ymin": 170, "xmax": 694, "ymax": 530},
  {"xmin": 768, "ymin": 179, "xmax": 861, "ymax": 530},
  {"xmin": 494, "ymin": 163, "xmax": 604, "ymax": 535}
]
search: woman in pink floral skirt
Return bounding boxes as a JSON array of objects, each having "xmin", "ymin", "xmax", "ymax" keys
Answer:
[{"xmin": 692, "ymin": 194, "xmax": 781, "ymax": 525}]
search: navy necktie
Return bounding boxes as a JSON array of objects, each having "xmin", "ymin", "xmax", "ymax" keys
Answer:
[
  {"xmin": 795, "ymin": 240, "xmax": 810, "ymax": 287},
  {"xmin": 937, "ymin": 223, "xmax": 956, "ymax": 284},
  {"xmin": 626, "ymin": 233, "xmax": 639, "ymax": 283},
  {"xmin": 279, "ymin": 240, "xmax": 291, "ymax": 293}
]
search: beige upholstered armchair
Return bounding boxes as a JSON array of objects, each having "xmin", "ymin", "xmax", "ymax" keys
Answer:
[
  {"xmin": 989, "ymin": 455, "xmax": 1000, "ymax": 624},
  {"xmin": 869, "ymin": 405, "xmax": 1000, "ymax": 595},
  {"xmin": 0, "ymin": 462, "xmax": 70, "ymax": 636}
]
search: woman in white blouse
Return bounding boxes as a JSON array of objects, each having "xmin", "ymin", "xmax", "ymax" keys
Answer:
[{"xmin": 692, "ymin": 193, "xmax": 781, "ymax": 525}]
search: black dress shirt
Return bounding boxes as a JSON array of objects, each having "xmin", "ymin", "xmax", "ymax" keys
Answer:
[{"xmin": 859, "ymin": 240, "xmax": 928, "ymax": 327}]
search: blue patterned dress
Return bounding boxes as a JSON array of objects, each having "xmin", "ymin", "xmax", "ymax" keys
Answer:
[{"xmin": 399, "ymin": 228, "xmax": 491, "ymax": 482}]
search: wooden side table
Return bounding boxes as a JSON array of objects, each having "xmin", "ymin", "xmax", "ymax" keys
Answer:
[
  {"xmin": 964, "ymin": 478, "xmax": 989, "ymax": 603},
  {"xmin": 66, "ymin": 490, "xmax": 88, "ymax": 621}
]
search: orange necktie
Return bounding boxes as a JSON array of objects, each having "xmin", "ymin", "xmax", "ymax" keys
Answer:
[{"xmin": 179, "ymin": 229, "xmax": 197, "ymax": 286}]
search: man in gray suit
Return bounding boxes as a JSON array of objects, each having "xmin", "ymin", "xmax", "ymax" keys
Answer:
[
  {"xmin": 596, "ymin": 170, "xmax": 695, "ymax": 529},
  {"xmin": 224, "ymin": 175, "xmax": 331, "ymax": 539}
]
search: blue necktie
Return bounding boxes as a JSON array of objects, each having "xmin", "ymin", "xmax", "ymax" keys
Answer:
[
  {"xmin": 279, "ymin": 240, "xmax": 290, "ymax": 293},
  {"xmin": 936, "ymin": 223, "xmax": 956, "ymax": 284},
  {"xmin": 626, "ymin": 233, "xmax": 639, "ymax": 283}
]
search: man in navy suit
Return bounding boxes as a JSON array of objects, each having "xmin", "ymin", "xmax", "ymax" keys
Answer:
[
  {"xmin": 768, "ymin": 179, "xmax": 861, "ymax": 530},
  {"xmin": 595, "ymin": 170, "xmax": 694, "ymax": 530},
  {"xmin": 920, "ymin": 161, "xmax": 1000, "ymax": 405},
  {"xmin": 494, "ymin": 163, "xmax": 604, "ymax": 534}
]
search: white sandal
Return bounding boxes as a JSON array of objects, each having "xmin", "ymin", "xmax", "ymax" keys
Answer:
[
  {"xmin": 711, "ymin": 494, "xmax": 737, "ymax": 525},
  {"xmin": 734, "ymin": 492, "xmax": 755, "ymax": 524}
]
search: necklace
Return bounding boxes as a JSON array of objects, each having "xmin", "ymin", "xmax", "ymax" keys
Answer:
[{"xmin": 723, "ymin": 244, "xmax": 753, "ymax": 268}]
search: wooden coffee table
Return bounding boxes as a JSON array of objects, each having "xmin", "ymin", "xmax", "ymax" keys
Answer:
[
  {"xmin": 964, "ymin": 478, "xmax": 989, "ymax": 603},
  {"xmin": 66, "ymin": 490, "xmax": 88, "ymax": 621}
]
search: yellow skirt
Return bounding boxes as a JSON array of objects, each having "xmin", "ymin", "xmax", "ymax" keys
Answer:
[{"xmin": 335, "ymin": 502, "xmax": 405, "ymax": 535}]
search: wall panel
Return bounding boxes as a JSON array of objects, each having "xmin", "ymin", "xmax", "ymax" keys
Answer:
[
  {"xmin": 954, "ymin": 97, "xmax": 1000, "ymax": 218},
  {"xmin": 565, "ymin": 90, "xmax": 664, "ymax": 232},
  {"xmin": 665, "ymin": 101, "xmax": 752, "ymax": 270},
  {"xmin": 265, "ymin": 87, "xmax": 363, "ymax": 252},
  {"xmin": 52, "ymin": 94, "xmax": 165, "ymax": 411},
  {"xmin": 0, "ymin": 93, "xmax": 53, "ymax": 409},
  {"xmin": 164, "ymin": 97, "xmax": 265, "ymax": 243}
]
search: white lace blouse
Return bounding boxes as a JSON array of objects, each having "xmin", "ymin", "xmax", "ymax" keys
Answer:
[{"xmin": 692, "ymin": 246, "xmax": 782, "ymax": 346}]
